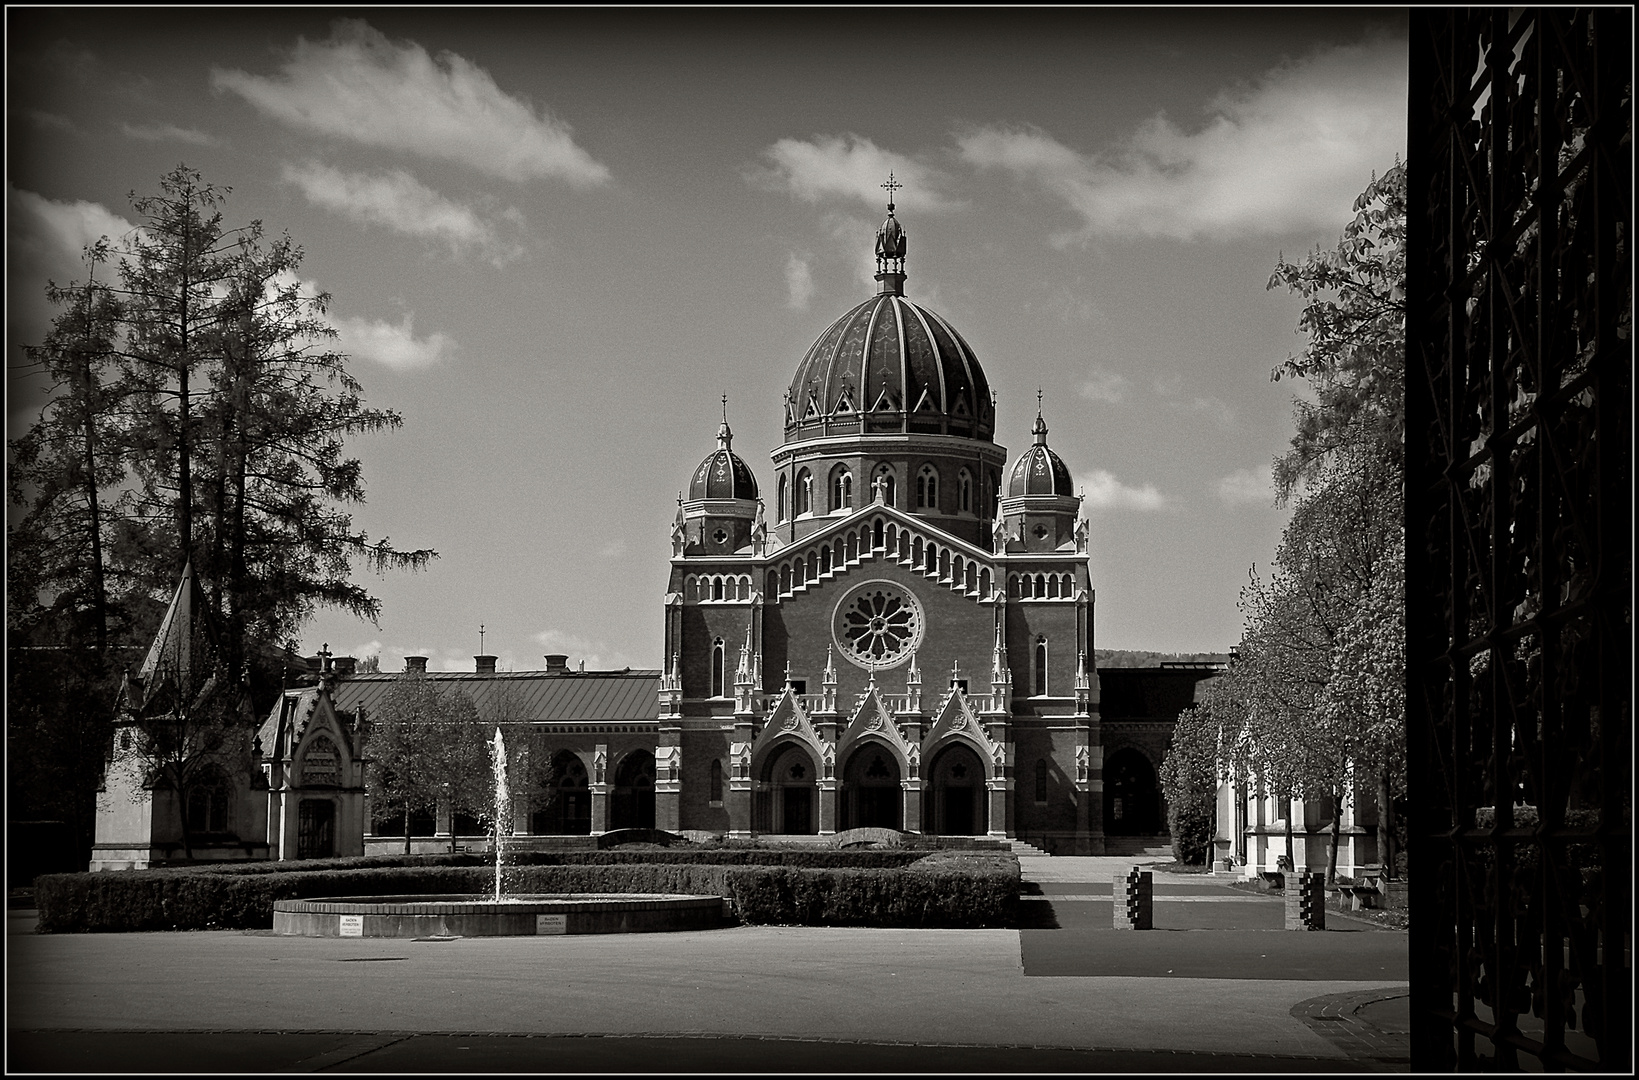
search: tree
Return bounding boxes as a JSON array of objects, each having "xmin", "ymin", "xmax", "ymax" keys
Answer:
[
  {"xmin": 362, "ymin": 672, "xmax": 488, "ymax": 854},
  {"xmin": 1232, "ymin": 162, "xmax": 1407, "ymax": 882},
  {"xmin": 1160, "ymin": 678, "xmax": 1234, "ymax": 866},
  {"xmin": 9, "ymin": 166, "xmax": 435, "ymax": 846},
  {"xmin": 1267, "ymin": 161, "xmax": 1406, "ymax": 503}
]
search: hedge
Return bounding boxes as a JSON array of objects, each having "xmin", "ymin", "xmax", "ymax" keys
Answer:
[
  {"xmin": 33, "ymin": 851, "xmax": 1016, "ymax": 933},
  {"xmin": 722, "ymin": 853, "xmax": 1019, "ymax": 928}
]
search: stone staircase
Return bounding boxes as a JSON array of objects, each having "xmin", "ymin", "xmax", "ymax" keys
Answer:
[{"xmin": 1008, "ymin": 839, "xmax": 1052, "ymax": 858}]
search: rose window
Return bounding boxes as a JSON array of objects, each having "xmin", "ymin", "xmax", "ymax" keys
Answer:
[{"xmin": 832, "ymin": 581, "xmax": 924, "ymax": 669}]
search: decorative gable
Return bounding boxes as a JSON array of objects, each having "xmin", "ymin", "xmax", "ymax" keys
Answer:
[
  {"xmin": 925, "ymin": 687, "xmax": 998, "ymax": 767},
  {"xmin": 838, "ymin": 686, "xmax": 914, "ymax": 762},
  {"xmin": 751, "ymin": 688, "xmax": 825, "ymax": 769}
]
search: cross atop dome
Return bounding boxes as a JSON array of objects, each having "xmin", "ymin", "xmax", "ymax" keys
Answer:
[
  {"xmin": 874, "ymin": 173, "xmax": 908, "ymax": 289},
  {"xmin": 882, "ymin": 171, "xmax": 902, "ymax": 210}
]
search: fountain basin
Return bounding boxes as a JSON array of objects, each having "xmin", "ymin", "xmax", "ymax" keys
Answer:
[{"xmin": 272, "ymin": 894, "xmax": 727, "ymax": 938}]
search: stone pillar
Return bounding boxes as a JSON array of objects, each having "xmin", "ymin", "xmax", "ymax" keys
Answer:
[
  {"xmin": 818, "ymin": 779, "xmax": 838, "ymax": 834},
  {"xmin": 901, "ymin": 779, "xmax": 922, "ymax": 833},
  {"xmin": 727, "ymin": 779, "xmax": 752, "ymax": 838},
  {"xmin": 1285, "ymin": 872, "xmax": 1326, "ymax": 930},
  {"xmin": 655, "ymin": 743, "xmax": 682, "ymax": 833},
  {"xmin": 986, "ymin": 780, "xmax": 1011, "ymax": 838},
  {"xmin": 1113, "ymin": 866, "xmax": 1153, "ymax": 930},
  {"xmin": 590, "ymin": 743, "xmax": 609, "ymax": 834},
  {"xmin": 512, "ymin": 794, "xmax": 528, "ymax": 836}
]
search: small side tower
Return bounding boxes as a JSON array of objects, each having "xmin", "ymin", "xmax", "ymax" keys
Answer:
[
  {"xmin": 680, "ymin": 400, "xmax": 761, "ymax": 556},
  {"xmin": 999, "ymin": 403, "xmax": 1080, "ymax": 553}
]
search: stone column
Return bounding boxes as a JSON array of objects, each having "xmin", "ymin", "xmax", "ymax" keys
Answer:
[
  {"xmin": 818, "ymin": 779, "xmax": 838, "ymax": 835},
  {"xmin": 986, "ymin": 780, "xmax": 1012, "ymax": 838},
  {"xmin": 900, "ymin": 779, "xmax": 922, "ymax": 833}
]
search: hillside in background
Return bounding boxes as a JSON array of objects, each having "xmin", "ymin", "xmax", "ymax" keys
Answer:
[{"xmin": 1094, "ymin": 650, "xmax": 1230, "ymax": 669}]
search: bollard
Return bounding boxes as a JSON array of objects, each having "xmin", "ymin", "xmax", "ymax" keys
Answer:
[
  {"xmin": 1284, "ymin": 872, "xmax": 1326, "ymax": 930},
  {"xmin": 1113, "ymin": 865, "xmax": 1153, "ymax": 930}
]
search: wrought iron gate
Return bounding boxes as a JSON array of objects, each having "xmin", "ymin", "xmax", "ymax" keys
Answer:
[{"xmin": 1406, "ymin": 8, "xmax": 1631, "ymax": 1071}]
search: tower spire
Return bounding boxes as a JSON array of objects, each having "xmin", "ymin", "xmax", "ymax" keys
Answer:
[{"xmin": 717, "ymin": 394, "xmax": 733, "ymax": 451}]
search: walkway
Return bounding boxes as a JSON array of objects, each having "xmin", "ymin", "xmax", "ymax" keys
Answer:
[{"xmin": 6, "ymin": 853, "xmax": 1408, "ymax": 1073}]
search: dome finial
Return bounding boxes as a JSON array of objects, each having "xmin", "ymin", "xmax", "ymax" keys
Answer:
[
  {"xmin": 717, "ymin": 395, "xmax": 733, "ymax": 451},
  {"xmin": 874, "ymin": 174, "xmax": 907, "ymax": 295},
  {"xmin": 1033, "ymin": 391, "xmax": 1049, "ymax": 445}
]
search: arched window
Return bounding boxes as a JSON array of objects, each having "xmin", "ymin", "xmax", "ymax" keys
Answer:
[
  {"xmin": 777, "ymin": 475, "xmax": 788, "ymax": 522},
  {"xmin": 1034, "ymin": 637, "xmax": 1048, "ymax": 696},
  {"xmin": 1035, "ymin": 759, "xmax": 1048, "ymax": 803},
  {"xmin": 874, "ymin": 464, "xmax": 896, "ymax": 506},
  {"xmin": 830, "ymin": 466, "xmax": 852, "ymax": 512},
  {"xmin": 712, "ymin": 577, "xmax": 724, "ymax": 601},
  {"xmin": 916, "ymin": 464, "xmax": 939, "ymax": 509},
  {"xmin": 796, "ymin": 469, "xmax": 812, "ymax": 515},
  {"xmin": 710, "ymin": 759, "xmax": 724, "ymax": 803},
  {"xmin": 958, "ymin": 469, "xmax": 973, "ymax": 513},
  {"xmin": 711, "ymin": 639, "xmax": 725, "ymax": 698}
]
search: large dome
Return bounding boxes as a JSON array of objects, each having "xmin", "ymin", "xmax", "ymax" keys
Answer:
[{"xmin": 784, "ymin": 292, "xmax": 993, "ymax": 443}]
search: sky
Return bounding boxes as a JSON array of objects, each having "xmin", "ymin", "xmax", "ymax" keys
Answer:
[{"xmin": 7, "ymin": 8, "xmax": 1408, "ymax": 673}]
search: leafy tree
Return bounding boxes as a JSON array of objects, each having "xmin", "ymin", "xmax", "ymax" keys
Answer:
[
  {"xmin": 1160, "ymin": 678, "xmax": 1234, "ymax": 865},
  {"xmin": 362, "ymin": 672, "xmax": 488, "ymax": 854},
  {"xmin": 1267, "ymin": 161, "xmax": 1406, "ymax": 503},
  {"xmin": 1225, "ymin": 163, "xmax": 1407, "ymax": 882}
]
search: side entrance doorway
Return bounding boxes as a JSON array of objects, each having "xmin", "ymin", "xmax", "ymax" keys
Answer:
[
  {"xmin": 756, "ymin": 742, "xmax": 818, "ymax": 834},
  {"xmin": 924, "ymin": 743, "xmax": 986, "ymax": 836}
]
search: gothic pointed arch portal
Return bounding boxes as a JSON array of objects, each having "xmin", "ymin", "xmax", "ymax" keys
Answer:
[
  {"xmin": 924, "ymin": 743, "xmax": 987, "ymax": 836},
  {"xmin": 611, "ymin": 750, "xmax": 656, "ymax": 830},
  {"xmin": 839, "ymin": 741, "xmax": 902, "ymax": 831},
  {"xmin": 757, "ymin": 741, "xmax": 819, "ymax": 835},
  {"xmin": 1103, "ymin": 747, "xmax": 1161, "ymax": 836}
]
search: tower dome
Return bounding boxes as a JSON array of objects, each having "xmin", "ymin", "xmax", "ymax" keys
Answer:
[
  {"xmin": 1006, "ymin": 409, "xmax": 1074, "ymax": 497},
  {"xmin": 688, "ymin": 414, "xmax": 758, "ymax": 501}
]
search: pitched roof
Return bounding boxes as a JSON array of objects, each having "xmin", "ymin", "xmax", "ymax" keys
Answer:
[{"xmin": 325, "ymin": 669, "xmax": 662, "ymax": 725}]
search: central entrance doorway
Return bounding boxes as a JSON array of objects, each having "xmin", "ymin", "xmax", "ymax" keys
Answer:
[
  {"xmin": 757, "ymin": 742, "xmax": 818, "ymax": 834},
  {"xmin": 1104, "ymin": 747, "xmax": 1161, "ymax": 836},
  {"xmin": 924, "ymin": 743, "xmax": 987, "ymax": 836},
  {"xmin": 839, "ymin": 744, "xmax": 902, "ymax": 831}
]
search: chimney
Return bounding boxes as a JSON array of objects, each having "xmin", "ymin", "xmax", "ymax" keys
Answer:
[
  {"xmin": 543, "ymin": 654, "xmax": 570, "ymax": 674},
  {"xmin": 333, "ymin": 656, "xmax": 357, "ymax": 678},
  {"xmin": 405, "ymin": 655, "xmax": 428, "ymax": 673},
  {"xmin": 475, "ymin": 655, "xmax": 498, "ymax": 674}
]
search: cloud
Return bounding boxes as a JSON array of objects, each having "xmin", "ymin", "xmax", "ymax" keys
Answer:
[
  {"xmin": 532, "ymin": 630, "xmax": 636, "ymax": 672},
  {"xmin": 1076, "ymin": 469, "xmax": 1168, "ymax": 511},
  {"xmin": 333, "ymin": 310, "xmax": 454, "ymax": 371},
  {"xmin": 7, "ymin": 186, "xmax": 136, "ymax": 385},
  {"xmin": 751, "ymin": 134, "xmax": 958, "ymax": 212},
  {"xmin": 784, "ymin": 253, "xmax": 815, "ymax": 310},
  {"xmin": 957, "ymin": 36, "xmax": 1406, "ymax": 242},
  {"xmin": 23, "ymin": 110, "xmax": 78, "ymax": 133},
  {"xmin": 211, "ymin": 19, "xmax": 609, "ymax": 186},
  {"xmin": 1078, "ymin": 366, "xmax": 1129, "ymax": 404},
  {"xmin": 120, "ymin": 121, "xmax": 217, "ymax": 145},
  {"xmin": 1216, "ymin": 466, "xmax": 1275, "ymax": 507},
  {"xmin": 282, "ymin": 161, "xmax": 521, "ymax": 264}
]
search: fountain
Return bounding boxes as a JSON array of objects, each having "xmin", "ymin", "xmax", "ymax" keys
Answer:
[{"xmin": 273, "ymin": 727, "xmax": 724, "ymax": 938}]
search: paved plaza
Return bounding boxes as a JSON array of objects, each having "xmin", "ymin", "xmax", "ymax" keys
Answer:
[{"xmin": 7, "ymin": 855, "xmax": 1408, "ymax": 1073}]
